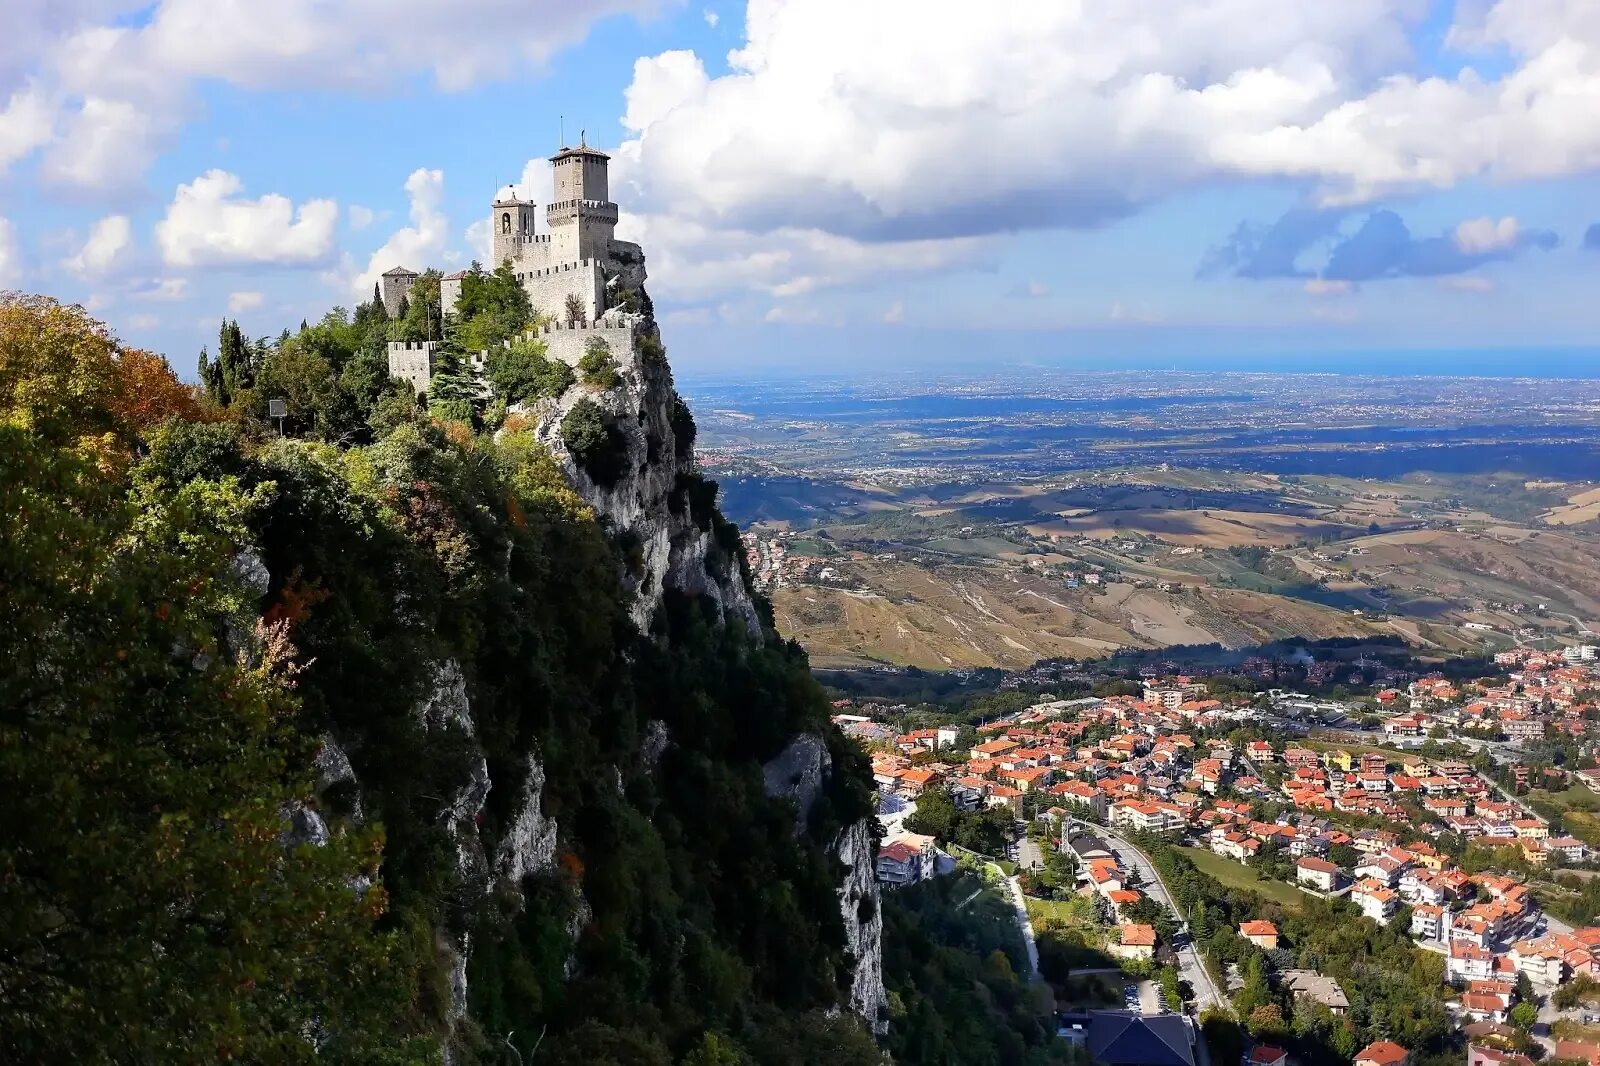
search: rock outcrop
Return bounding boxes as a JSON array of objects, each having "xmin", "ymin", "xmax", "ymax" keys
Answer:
[
  {"xmin": 525, "ymin": 321, "xmax": 760, "ymax": 636},
  {"xmin": 763, "ymin": 734, "xmax": 888, "ymax": 1033},
  {"xmin": 295, "ymin": 274, "xmax": 882, "ymax": 1050}
]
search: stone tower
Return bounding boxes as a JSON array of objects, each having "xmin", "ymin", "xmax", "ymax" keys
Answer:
[
  {"xmin": 491, "ymin": 191, "xmax": 538, "ymax": 268},
  {"xmin": 546, "ymin": 143, "xmax": 618, "ymax": 263},
  {"xmin": 380, "ymin": 266, "xmax": 418, "ymax": 317}
]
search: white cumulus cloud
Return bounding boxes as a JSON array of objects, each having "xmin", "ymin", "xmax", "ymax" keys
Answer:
[
  {"xmin": 0, "ymin": 86, "xmax": 54, "ymax": 172},
  {"xmin": 615, "ymin": 0, "xmax": 1600, "ymax": 248},
  {"xmin": 3, "ymin": 0, "xmax": 667, "ymax": 187},
  {"xmin": 0, "ymin": 217, "xmax": 21, "ymax": 286},
  {"xmin": 227, "ymin": 290, "xmax": 265, "ymax": 312},
  {"xmin": 1453, "ymin": 216, "xmax": 1523, "ymax": 255},
  {"xmin": 132, "ymin": 277, "xmax": 188, "ymax": 301},
  {"xmin": 156, "ymin": 170, "xmax": 338, "ymax": 267},
  {"xmin": 62, "ymin": 214, "xmax": 132, "ymax": 278},
  {"xmin": 354, "ymin": 168, "xmax": 448, "ymax": 299}
]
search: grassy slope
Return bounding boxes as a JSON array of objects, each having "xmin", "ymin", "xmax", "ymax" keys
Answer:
[{"xmin": 1176, "ymin": 847, "xmax": 1305, "ymax": 909}]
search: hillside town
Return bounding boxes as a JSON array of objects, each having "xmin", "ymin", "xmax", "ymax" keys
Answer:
[{"xmin": 846, "ymin": 644, "xmax": 1600, "ymax": 1066}]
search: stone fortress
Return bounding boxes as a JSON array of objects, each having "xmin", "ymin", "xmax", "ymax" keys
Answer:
[{"xmin": 382, "ymin": 140, "xmax": 648, "ymax": 395}]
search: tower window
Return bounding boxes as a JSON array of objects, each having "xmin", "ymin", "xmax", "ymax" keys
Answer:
[{"xmin": 501, "ymin": 212, "xmax": 511, "ymax": 234}]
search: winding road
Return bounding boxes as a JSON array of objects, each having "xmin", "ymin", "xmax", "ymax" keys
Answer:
[{"xmin": 1096, "ymin": 828, "xmax": 1229, "ymax": 1014}]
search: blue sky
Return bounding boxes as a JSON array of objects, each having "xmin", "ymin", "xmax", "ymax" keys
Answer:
[{"xmin": 3, "ymin": 0, "xmax": 1599, "ymax": 377}]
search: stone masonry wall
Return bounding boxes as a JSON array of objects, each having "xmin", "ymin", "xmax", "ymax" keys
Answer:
[
  {"xmin": 518, "ymin": 259, "xmax": 605, "ymax": 325},
  {"xmin": 529, "ymin": 321, "xmax": 636, "ymax": 368}
]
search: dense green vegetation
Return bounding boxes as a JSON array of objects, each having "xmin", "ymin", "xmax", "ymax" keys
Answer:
[
  {"xmin": 904, "ymin": 786, "xmax": 1016, "ymax": 855},
  {"xmin": 485, "ymin": 334, "xmax": 574, "ymax": 407},
  {"xmin": 2, "ymin": 294, "xmax": 889, "ymax": 1063},
  {"xmin": 561, "ymin": 397, "xmax": 629, "ymax": 486},
  {"xmin": 579, "ymin": 336, "xmax": 623, "ymax": 390},
  {"xmin": 1, "ymin": 297, "xmax": 432, "ymax": 1062},
  {"xmin": 881, "ymin": 876, "xmax": 1074, "ymax": 1065}
]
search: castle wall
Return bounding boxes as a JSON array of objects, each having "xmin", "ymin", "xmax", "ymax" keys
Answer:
[
  {"xmin": 518, "ymin": 259, "xmax": 605, "ymax": 326},
  {"xmin": 380, "ymin": 273, "xmax": 416, "ymax": 318},
  {"xmin": 526, "ymin": 321, "xmax": 636, "ymax": 369},
  {"xmin": 491, "ymin": 201, "xmax": 538, "ymax": 268},
  {"xmin": 387, "ymin": 341, "xmax": 438, "ymax": 395},
  {"xmin": 502, "ymin": 234, "xmax": 557, "ymax": 272},
  {"xmin": 440, "ymin": 275, "xmax": 464, "ymax": 318}
]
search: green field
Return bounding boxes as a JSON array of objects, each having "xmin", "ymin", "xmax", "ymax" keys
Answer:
[
  {"xmin": 1529, "ymin": 785, "xmax": 1600, "ymax": 847},
  {"xmin": 1025, "ymin": 894, "xmax": 1100, "ymax": 932},
  {"xmin": 1178, "ymin": 846, "xmax": 1305, "ymax": 909},
  {"xmin": 1529, "ymin": 784, "xmax": 1600, "ymax": 814}
]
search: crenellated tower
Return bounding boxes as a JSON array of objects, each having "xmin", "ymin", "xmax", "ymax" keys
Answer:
[
  {"xmin": 545, "ymin": 143, "xmax": 619, "ymax": 264},
  {"xmin": 491, "ymin": 191, "xmax": 539, "ymax": 268}
]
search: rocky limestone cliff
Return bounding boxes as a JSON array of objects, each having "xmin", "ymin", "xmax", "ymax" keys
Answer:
[
  {"xmin": 524, "ymin": 322, "xmax": 760, "ymax": 636},
  {"xmin": 299, "ymin": 292, "xmax": 885, "ymax": 1052},
  {"xmin": 763, "ymin": 733, "xmax": 887, "ymax": 1035}
]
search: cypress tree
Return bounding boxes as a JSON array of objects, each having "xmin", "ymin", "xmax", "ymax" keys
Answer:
[{"xmin": 197, "ymin": 348, "xmax": 223, "ymax": 404}]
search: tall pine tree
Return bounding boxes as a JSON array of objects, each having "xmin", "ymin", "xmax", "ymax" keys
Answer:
[{"xmin": 426, "ymin": 314, "xmax": 478, "ymax": 404}]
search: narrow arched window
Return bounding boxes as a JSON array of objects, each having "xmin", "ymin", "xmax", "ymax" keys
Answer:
[{"xmin": 501, "ymin": 212, "xmax": 511, "ymax": 234}]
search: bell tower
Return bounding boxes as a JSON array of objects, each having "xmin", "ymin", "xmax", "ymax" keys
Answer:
[
  {"xmin": 546, "ymin": 140, "xmax": 618, "ymax": 262},
  {"xmin": 490, "ymin": 187, "xmax": 537, "ymax": 267}
]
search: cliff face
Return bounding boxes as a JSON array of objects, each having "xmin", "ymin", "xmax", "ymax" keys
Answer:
[
  {"xmin": 762, "ymin": 734, "xmax": 887, "ymax": 1034},
  {"xmin": 262, "ymin": 294, "xmax": 883, "ymax": 1060},
  {"xmin": 3, "ymin": 289, "xmax": 885, "ymax": 1065},
  {"xmin": 528, "ymin": 322, "xmax": 760, "ymax": 637}
]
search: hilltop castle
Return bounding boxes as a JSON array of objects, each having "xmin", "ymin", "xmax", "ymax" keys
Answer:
[{"xmin": 383, "ymin": 141, "xmax": 648, "ymax": 394}]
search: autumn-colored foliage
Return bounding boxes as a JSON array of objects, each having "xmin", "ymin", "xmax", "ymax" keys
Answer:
[
  {"xmin": 0, "ymin": 293, "xmax": 205, "ymax": 454},
  {"xmin": 111, "ymin": 346, "xmax": 206, "ymax": 430}
]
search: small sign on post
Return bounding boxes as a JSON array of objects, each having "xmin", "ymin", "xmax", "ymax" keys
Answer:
[{"xmin": 268, "ymin": 398, "xmax": 288, "ymax": 436}]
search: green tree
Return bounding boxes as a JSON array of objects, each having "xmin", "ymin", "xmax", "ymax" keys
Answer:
[
  {"xmin": 0, "ymin": 296, "xmax": 431, "ymax": 1061},
  {"xmin": 426, "ymin": 316, "xmax": 480, "ymax": 413},
  {"xmin": 485, "ymin": 336, "xmax": 573, "ymax": 406},
  {"xmin": 456, "ymin": 261, "xmax": 534, "ymax": 351},
  {"xmin": 200, "ymin": 318, "xmax": 255, "ymax": 406},
  {"xmin": 578, "ymin": 336, "xmax": 621, "ymax": 389},
  {"xmin": 681, "ymin": 1031, "xmax": 744, "ymax": 1066},
  {"xmin": 560, "ymin": 397, "xmax": 627, "ymax": 486},
  {"xmin": 1509, "ymin": 1001, "xmax": 1538, "ymax": 1031},
  {"xmin": 388, "ymin": 271, "xmax": 442, "ymax": 342}
]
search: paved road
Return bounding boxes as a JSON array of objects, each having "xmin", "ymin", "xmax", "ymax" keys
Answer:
[
  {"xmin": 1003, "ymin": 875, "xmax": 1043, "ymax": 983},
  {"xmin": 1098, "ymin": 829, "xmax": 1228, "ymax": 1014},
  {"xmin": 1018, "ymin": 834, "xmax": 1046, "ymax": 871},
  {"xmin": 1480, "ymin": 770, "xmax": 1545, "ymax": 822}
]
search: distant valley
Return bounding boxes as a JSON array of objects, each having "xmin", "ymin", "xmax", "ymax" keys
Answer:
[{"xmin": 685, "ymin": 370, "xmax": 1600, "ymax": 670}]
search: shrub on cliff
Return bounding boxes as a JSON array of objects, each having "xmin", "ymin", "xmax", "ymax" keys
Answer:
[
  {"xmin": 560, "ymin": 397, "xmax": 627, "ymax": 486},
  {"xmin": 578, "ymin": 336, "xmax": 621, "ymax": 390}
]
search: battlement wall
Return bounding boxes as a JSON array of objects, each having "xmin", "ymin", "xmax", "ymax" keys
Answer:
[
  {"xmin": 521, "ymin": 320, "xmax": 637, "ymax": 368},
  {"xmin": 517, "ymin": 258, "xmax": 598, "ymax": 280},
  {"xmin": 520, "ymin": 259, "xmax": 605, "ymax": 329},
  {"xmin": 386, "ymin": 341, "xmax": 438, "ymax": 395}
]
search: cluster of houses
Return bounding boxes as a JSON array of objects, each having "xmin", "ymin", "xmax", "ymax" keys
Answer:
[
  {"xmin": 849, "ymin": 669, "xmax": 1600, "ymax": 986},
  {"xmin": 1379, "ymin": 651, "xmax": 1600, "ymax": 743},
  {"xmin": 874, "ymin": 830, "xmax": 940, "ymax": 887}
]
